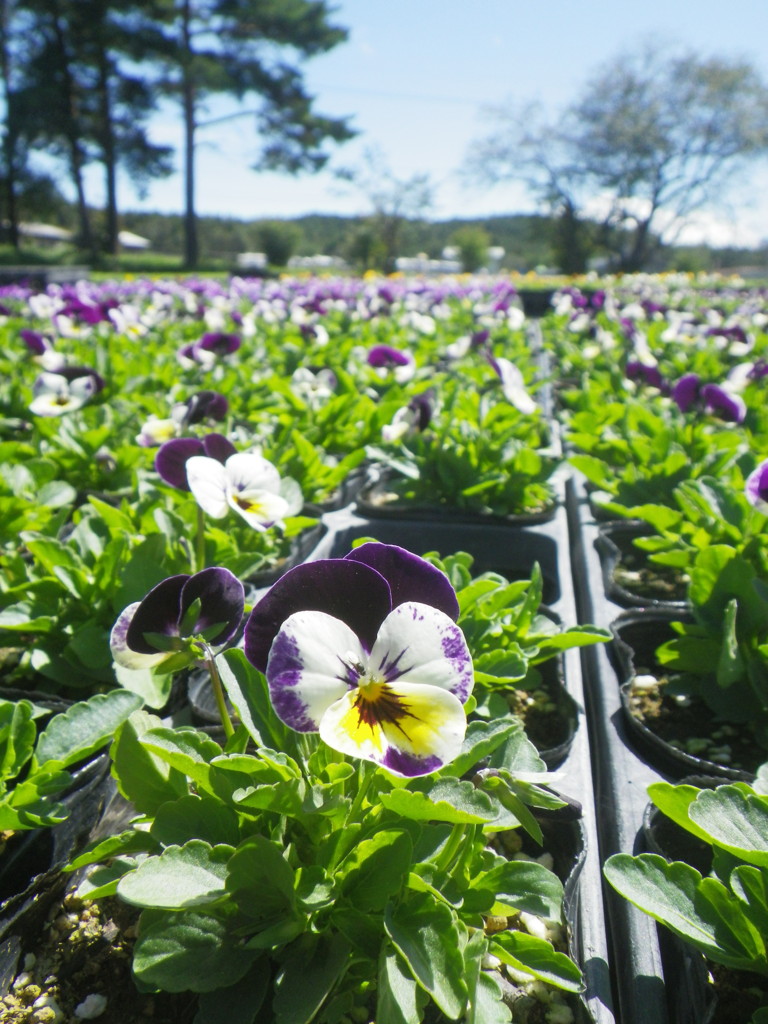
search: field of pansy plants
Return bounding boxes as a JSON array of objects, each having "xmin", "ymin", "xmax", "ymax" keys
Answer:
[{"xmin": 0, "ymin": 271, "xmax": 768, "ymax": 1023}]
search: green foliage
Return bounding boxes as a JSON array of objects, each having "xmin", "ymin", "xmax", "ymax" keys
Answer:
[
  {"xmin": 0, "ymin": 689, "xmax": 141, "ymax": 832},
  {"xmin": 605, "ymin": 773, "xmax": 768, "ymax": 976},
  {"xmin": 71, "ymin": 694, "xmax": 583, "ymax": 1022}
]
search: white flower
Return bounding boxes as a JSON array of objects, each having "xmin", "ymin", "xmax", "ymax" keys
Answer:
[
  {"xmin": 29, "ymin": 372, "xmax": 97, "ymax": 417},
  {"xmin": 186, "ymin": 452, "xmax": 303, "ymax": 531}
]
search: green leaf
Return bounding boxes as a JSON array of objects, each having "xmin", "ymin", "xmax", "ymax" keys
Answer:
[
  {"xmin": 471, "ymin": 859, "xmax": 564, "ymax": 919},
  {"xmin": 336, "ymin": 829, "xmax": 413, "ymax": 911},
  {"xmin": 379, "ymin": 778, "xmax": 500, "ymax": 824},
  {"xmin": 376, "ymin": 948, "xmax": 428, "ymax": 1024},
  {"xmin": 647, "ymin": 782, "xmax": 715, "ymax": 846},
  {"xmin": 226, "ymin": 835, "xmax": 299, "ymax": 927},
  {"xmin": 605, "ymin": 853, "xmax": 765, "ymax": 971},
  {"xmin": 731, "ymin": 865, "xmax": 768, "ymax": 940},
  {"xmin": 689, "ymin": 786, "xmax": 768, "ymax": 867},
  {"xmin": 385, "ymin": 892, "xmax": 467, "ymax": 1019},
  {"xmin": 194, "ymin": 960, "xmax": 271, "ymax": 1024},
  {"xmin": 110, "ymin": 711, "xmax": 189, "ymax": 814},
  {"xmin": 0, "ymin": 699, "xmax": 36, "ymax": 784},
  {"xmin": 133, "ymin": 909, "xmax": 257, "ymax": 993},
  {"xmin": 35, "ymin": 690, "xmax": 143, "ymax": 769},
  {"xmin": 448, "ymin": 719, "xmax": 522, "ymax": 778},
  {"xmin": 273, "ymin": 933, "xmax": 352, "ymax": 1024},
  {"xmin": 490, "ymin": 930, "xmax": 584, "ymax": 992},
  {"xmin": 151, "ymin": 794, "xmax": 241, "ymax": 849},
  {"xmin": 118, "ymin": 841, "xmax": 234, "ymax": 908}
]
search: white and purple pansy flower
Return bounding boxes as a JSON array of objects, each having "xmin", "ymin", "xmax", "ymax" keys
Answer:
[
  {"xmin": 701, "ymin": 383, "xmax": 747, "ymax": 425},
  {"xmin": 746, "ymin": 459, "xmax": 768, "ymax": 515},
  {"xmin": 487, "ymin": 355, "xmax": 537, "ymax": 414},
  {"xmin": 110, "ymin": 567, "xmax": 244, "ymax": 671},
  {"xmin": 155, "ymin": 433, "xmax": 236, "ymax": 491},
  {"xmin": 367, "ymin": 344, "xmax": 416, "ymax": 383},
  {"xmin": 185, "ymin": 450, "xmax": 303, "ymax": 531},
  {"xmin": 244, "ymin": 542, "xmax": 473, "ymax": 777},
  {"xmin": 178, "ymin": 332, "xmax": 241, "ymax": 369},
  {"xmin": 29, "ymin": 366, "xmax": 105, "ymax": 417},
  {"xmin": 381, "ymin": 390, "xmax": 434, "ymax": 442}
]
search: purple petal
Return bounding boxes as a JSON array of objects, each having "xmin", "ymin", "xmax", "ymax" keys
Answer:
[
  {"xmin": 382, "ymin": 748, "xmax": 443, "ymax": 776},
  {"xmin": 345, "ymin": 543, "xmax": 459, "ymax": 621},
  {"xmin": 367, "ymin": 344, "xmax": 410, "ymax": 368},
  {"xmin": 201, "ymin": 432, "xmax": 237, "ymax": 464},
  {"xmin": 180, "ymin": 567, "xmax": 244, "ymax": 646},
  {"xmin": 126, "ymin": 575, "xmax": 189, "ymax": 654},
  {"xmin": 244, "ymin": 559, "xmax": 393, "ymax": 672},
  {"xmin": 746, "ymin": 460, "xmax": 768, "ymax": 513},
  {"xmin": 20, "ymin": 329, "xmax": 48, "ymax": 355},
  {"xmin": 197, "ymin": 332, "xmax": 241, "ymax": 356},
  {"xmin": 672, "ymin": 373, "xmax": 701, "ymax": 413},
  {"xmin": 626, "ymin": 360, "xmax": 664, "ymax": 390},
  {"xmin": 186, "ymin": 391, "xmax": 229, "ymax": 423},
  {"xmin": 702, "ymin": 384, "xmax": 746, "ymax": 424},
  {"xmin": 154, "ymin": 437, "xmax": 205, "ymax": 490}
]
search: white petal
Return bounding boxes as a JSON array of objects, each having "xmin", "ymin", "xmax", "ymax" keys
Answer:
[
  {"xmin": 225, "ymin": 452, "xmax": 281, "ymax": 494},
  {"xmin": 495, "ymin": 358, "xmax": 538, "ymax": 414},
  {"xmin": 186, "ymin": 456, "xmax": 229, "ymax": 518},
  {"xmin": 110, "ymin": 603, "xmax": 170, "ymax": 670},
  {"xmin": 370, "ymin": 602, "xmax": 474, "ymax": 703},
  {"xmin": 267, "ymin": 611, "xmax": 362, "ymax": 731}
]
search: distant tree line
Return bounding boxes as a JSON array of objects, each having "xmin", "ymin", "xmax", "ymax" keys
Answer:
[
  {"xmin": 0, "ymin": 0, "xmax": 353, "ymax": 268},
  {"xmin": 115, "ymin": 209, "xmax": 766, "ymax": 275}
]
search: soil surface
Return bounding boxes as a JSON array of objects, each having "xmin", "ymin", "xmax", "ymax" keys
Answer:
[{"xmin": 626, "ymin": 676, "xmax": 766, "ymax": 776}]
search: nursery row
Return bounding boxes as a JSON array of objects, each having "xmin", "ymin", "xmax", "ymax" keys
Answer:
[{"xmin": 0, "ymin": 270, "xmax": 766, "ymax": 1024}]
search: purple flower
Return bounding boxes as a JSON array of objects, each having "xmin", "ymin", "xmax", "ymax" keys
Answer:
[
  {"xmin": 244, "ymin": 542, "xmax": 460, "ymax": 673},
  {"xmin": 154, "ymin": 433, "xmax": 236, "ymax": 491},
  {"xmin": 746, "ymin": 459, "xmax": 768, "ymax": 515},
  {"xmin": 626, "ymin": 361, "xmax": 666, "ymax": 391},
  {"xmin": 178, "ymin": 333, "xmax": 241, "ymax": 368},
  {"xmin": 671, "ymin": 373, "xmax": 701, "ymax": 413},
  {"xmin": 367, "ymin": 344, "xmax": 415, "ymax": 382},
  {"xmin": 244, "ymin": 542, "xmax": 471, "ymax": 777},
  {"xmin": 701, "ymin": 384, "xmax": 747, "ymax": 424},
  {"xmin": 110, "ymin": 567, "xmax": 244, "ymax": 671},
  {"xmin": 180, "ymin": 390, "xmax": 229, "ymax": 425}
]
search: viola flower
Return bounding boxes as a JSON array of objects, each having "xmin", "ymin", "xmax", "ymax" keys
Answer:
[
  {"xmin": 367, "ymin": 344, "xmax": 415, "ymax": 383},
  {"xmin": 244, "ymin": 542, "xmax": 472, "ymax": 777},
  {"xmin": 136, "ymin": 416, "xmax": 181, "ymax": 448},
  {"xmin": 290, "ymin": 367, "xmax": 337, "ymax": 405},
  {"xmin": 625, "ymin": 361, "xmax": 667, "ymax": 392},
  {"xmin": 745, "ymin": 459, "xmax": 768, "ymax": 515},
  {"xmin": 20, "ymin": 329, "xmax": 65, "ymax": 370},
  {"xmin": 487, "ymin": 355, "xmax": 537, "ymax": 414},
  {"xmin": 29, "ymin": 366, "xmax": 104, "ymax": 417},
  {"xmin": 155, "ymin": 433, "xmax": 236, "ymax": 491},
  {"xmin": 381, "ymin": 390, "xmax": 434, "ymax": 442},
  {"xmin": 178, "ymin": 390, "xmax": 229, "ymax": 425},
  {"xmin": 110, "ymin": 567, "xmax": 244, "ymax": 671},
  {"xmin": 178, "ymin": 332, "xmax": 241, "ymax": 369},
  {"xmin": 701, "ymin": 383, "xmax": 746, "ymax": 424},
  {"xmin": 671, "ymin": 373, "xmax": 701, "ymax": 413},
  {"xmin": 186, "ymin": 451, "xmax": 303, "ymax": 531}
]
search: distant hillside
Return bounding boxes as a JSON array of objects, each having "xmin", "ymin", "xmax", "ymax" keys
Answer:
[{"xmin": 118, "ymin": 209, "xmax": 765, "ymax": 274}]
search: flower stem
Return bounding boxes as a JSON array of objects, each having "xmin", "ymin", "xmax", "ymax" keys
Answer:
[
  {"xmin": 205, "ymin": 647, "xmax": 234, "ymax": 739},
  {"xmin": 195, "ymin": 505, "xmax": 206, "ymax": 573},
  {"xmin": 433, "ymin": 823, "xmax": 467, "ymax": 874}
]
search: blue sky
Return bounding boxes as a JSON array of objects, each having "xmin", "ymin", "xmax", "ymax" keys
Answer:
[{"xmin": 87, "ymin": 0, "xmax": 768, "ymax": 247}]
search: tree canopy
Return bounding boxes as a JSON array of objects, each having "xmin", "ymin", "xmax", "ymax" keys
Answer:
[{"xmin": 467, "ymin": 43, "xmax": 768, "ymax": 272}]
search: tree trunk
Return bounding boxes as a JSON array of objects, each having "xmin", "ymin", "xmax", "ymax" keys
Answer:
[
  {"xmin": 180, "ymin": 0, "xmax": 197, "ymax": 269},
  {"xmin": 96, "ymin": 48, "xmax": 118, "ymax": 256},
  {"xmin": 0, "ymin": 0, "xmax": 19, "ymax": 249},
  {"xmin": 51, "ymin": 5, "xmax": 94, "ymax": 255}
]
